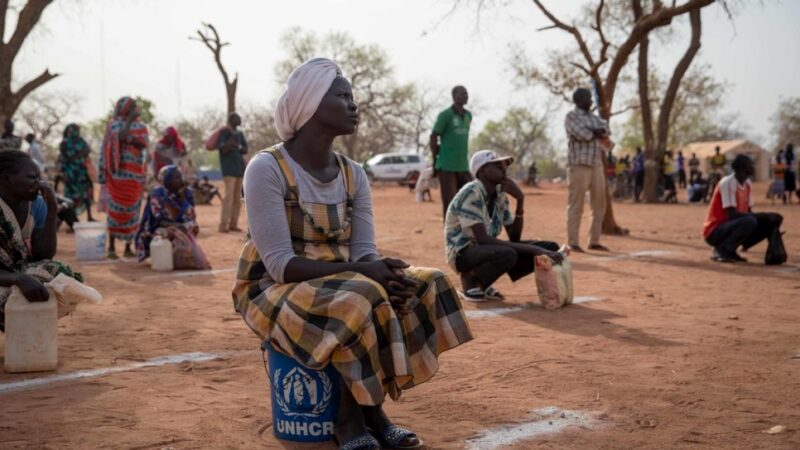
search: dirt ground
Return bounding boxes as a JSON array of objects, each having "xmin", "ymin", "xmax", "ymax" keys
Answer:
[{"xmin": 1, "ymin": 181, "xmax": 799, "ymax": 449}]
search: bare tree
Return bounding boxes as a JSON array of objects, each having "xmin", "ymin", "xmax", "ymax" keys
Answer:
[
  {"xmin": 0, "ymin": 0, "xmax": 59, "ymax": 122},
  {"xmin": 510, "ymin": 0, "xmax": 717, "ymax": 234},
  {"xmin": 192, "ymin": 23, "xmax": 238, "ymax": 114},
  {"xmin": 17, "ymin": 90, "xmax": 81, "ymax": 157}
]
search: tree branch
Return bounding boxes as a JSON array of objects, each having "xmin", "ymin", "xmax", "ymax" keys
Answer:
[
  {"xmin": 593, "ymin": 0, "xmax": 610, "ymax": 68},
  {"xmin": 610, "ymin": 104, "xmax": 639, "ymax": 116},
  {"xmin": 569, "ymin": 62, "xmax": 593, "ymax": 76},
  {"xmin": 0, "ymin": 0, "xmax": 10, "ymax": 43},
  {"xmin": 604, "ymin": 0, "xmax": 713, "ymax": 115},
  {"xmin": 532, "ymin": 0, "xmax": 597, "ymax": 69},
  {"xmin": 6, "ymin": 0, "xmax": 53, "ymax": 62},
  {"xmin": 12, "ymin": 69, "xmax": 59, "ymax": 107},
  {"xmin": 192, "ymin": 22, "xmax": 238, "ymax": 113}
]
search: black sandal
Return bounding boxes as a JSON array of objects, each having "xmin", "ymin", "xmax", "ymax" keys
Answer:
[
  {"xmin": 378, "ymin": 425, "xmax": 423, "ymax": 449},
  {"xmin": 336, "ymin": 433, "xmax": 380, "ymax": 450}
]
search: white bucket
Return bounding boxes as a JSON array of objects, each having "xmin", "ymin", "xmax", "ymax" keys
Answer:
[{"xmin": 74, "ymin": 222, "xmax": 107, "ymax": 261}]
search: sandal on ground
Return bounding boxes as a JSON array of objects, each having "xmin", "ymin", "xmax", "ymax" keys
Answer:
[
  {"xmin": 588, "ymin": 244, "xmax": 610, "ymax": 252},
  {"xmin": 123, "ymin": 248, "xmax": 136, "ymax": 258},
  {"xmin": 107, "ymin": 250, "xmax": 119, "ymax": 260},
  {"xmin": 378, "ymin": 425, "xmax": 423, "ymax": 449},
  {"xmin": 484, "ymin": 286, "xmax": 505, "ymax": 301},
  {"xmin": 459, "ymin": 287, "xmax": 486, "ymax": 302},
  {"xmin": 335, "ymin": 433, "xmax": 381, "ymax": 450}
]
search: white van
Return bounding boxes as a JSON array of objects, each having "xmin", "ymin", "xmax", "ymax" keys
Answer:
[{"xmin": 364, "ymin": 153, "xmax": 427, "ymax": 183}]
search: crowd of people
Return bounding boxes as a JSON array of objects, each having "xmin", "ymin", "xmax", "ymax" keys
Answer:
[{"xmin": 0, "ymin": 54, "xmax": 792, "ymax": 449}]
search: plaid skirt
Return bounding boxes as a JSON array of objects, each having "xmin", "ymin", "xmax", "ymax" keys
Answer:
[{"xmin": 233, "ymin": 266, "xmax": 473, "ymax": 405}]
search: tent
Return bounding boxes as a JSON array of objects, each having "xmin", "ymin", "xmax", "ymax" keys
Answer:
[{"xmin": 679, "ymin": 140, "xmax": 771, "ymax": 181}]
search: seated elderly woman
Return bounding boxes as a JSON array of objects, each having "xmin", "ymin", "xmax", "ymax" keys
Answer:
[
  {"xmin": 135, "ymin": 165, "xmax": 210, "ymax": 270},
  {"xmin": 233, "ymin": 58, "xmax": 474, "ymax": 450},
  {"xmin": 0, "ymin": 151, "xmax": 84, "ymax": 330}
]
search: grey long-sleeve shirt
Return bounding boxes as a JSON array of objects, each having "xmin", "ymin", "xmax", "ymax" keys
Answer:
[{"xmin": 243, "ymin": 145, "xmax": 378, "ymax": 284}]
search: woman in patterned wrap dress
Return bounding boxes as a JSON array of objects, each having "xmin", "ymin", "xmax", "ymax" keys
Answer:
[
  {"xmin": 98, "ymin": 96, "xmax": 149, "ymax": 259},
  {"xmin": 232, "ymin": 58, "xmax": 473, "ymax": 450}
]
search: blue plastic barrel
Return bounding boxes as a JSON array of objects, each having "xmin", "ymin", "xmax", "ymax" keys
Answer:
[{"xmin": 262, "ymin": 342, "xmax": 340, "ymax": 442}]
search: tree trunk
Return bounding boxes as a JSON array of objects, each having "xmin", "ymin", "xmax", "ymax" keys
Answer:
[
  {"xmin": 655, "ymin": 8, "xmax": 702, "ymax": 166},
  {"xmin": 226, "ymin": 78, "xmax": 237, "ymax": 114},
  {"xmin": 634, "ymin": 0, "xmax": 660, "ymax": 203},
  {"xmin": 596, "ymin": 80, "xmax": 628, "ymax": 235}
]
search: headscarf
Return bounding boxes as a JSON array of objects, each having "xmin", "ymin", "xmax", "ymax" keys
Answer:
[
  {"xmin": 274, "ymin": 57, "xmax": 344, "ymax": 141},
  {"xmin": 158, "ymin": 126, "xmax": 186, "ymax": 153},
  {"xmin": 63, "ymin": 123, "xmax": 80, "ymax": 140},
  {"xmin": 158, "ymin": 164, "xmax": 181, "ymax": 188},
  {"xmin": 99, "ymin": 96, "xmax": 149, "ymax": 182},
  {"xmin": 113, "ymin": 96, "xmax": 136, "ymax": 120}
]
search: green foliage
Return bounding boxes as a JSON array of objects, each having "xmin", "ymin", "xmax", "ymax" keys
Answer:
[
  {"xmin": 619, "ymin": 66, "xmax": 747, "ymax": 150},
  {"xmin": 471, "ymin": 107, "xmax": 554, "ymax": 167},
  {"xmin": 772, "ymin": 97, "xmax": 800, "ymax": 149}
]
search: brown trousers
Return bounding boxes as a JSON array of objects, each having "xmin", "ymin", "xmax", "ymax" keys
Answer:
[
  {"xmin": 438, "ymin": 170, "xmax": 472, "ymax": 217},
  {"xmin": 566, "ymin": 164, "xmax": 606, "ymax": 247}
]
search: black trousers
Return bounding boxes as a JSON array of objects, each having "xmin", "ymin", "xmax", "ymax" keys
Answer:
[
  {"xmin": 438, "ymin": 170, "xmax": 472, "ymax": 217},
  {"xmin": 634, "ymin": 171, "xmax": 644, "ymax": 202},
  {"xmin": 455, "ymin": 240, "xmax": 559, "ymax": 289},
  {"xmin": 706, "ymin": 212, "xmax": 782, "ymax": 256}
]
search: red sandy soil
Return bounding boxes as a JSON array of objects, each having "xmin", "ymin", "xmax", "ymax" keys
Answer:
[{"xmin": 1, "ymin": 181, "xmax": 799, "ymax": 449}]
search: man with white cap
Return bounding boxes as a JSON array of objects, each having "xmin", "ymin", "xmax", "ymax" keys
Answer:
[{"xmin": 444, "ymin": 150, "xmax": 562, "ymax": 301}]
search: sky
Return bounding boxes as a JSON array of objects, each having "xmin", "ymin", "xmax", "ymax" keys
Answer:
[{"xmin": 9, "ymin": 0, "xmax": 800, "ymax": 151}]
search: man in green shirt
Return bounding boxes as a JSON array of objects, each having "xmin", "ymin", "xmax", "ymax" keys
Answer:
[
  {"xmin": 216, "ymin": 112, "xmax": 248, "ymax": 233},
  {"xmin": 430, "ymin": 85, "xmax": 472, "ymax": 217}
]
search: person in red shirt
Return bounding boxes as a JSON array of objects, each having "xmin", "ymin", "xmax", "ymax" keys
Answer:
[{"xmin": 703, "ymin": 155, "xmax": 783, "ymax": 263}]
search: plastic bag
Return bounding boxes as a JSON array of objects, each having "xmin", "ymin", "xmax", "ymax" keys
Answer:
[
  {"xmin": 535, "ymin": 247, "xmax": 573, "ymax": 310},
  {"xmin": 765, "ymin": 228, "xmax": 787, "ymax": 266},
  {"xmin": 204, "ymin": 127, "xmax": 224, "ymax": 151},
  {"xmin": 45, "ymin": 273, "xmax": 102, "ymax": 316}
]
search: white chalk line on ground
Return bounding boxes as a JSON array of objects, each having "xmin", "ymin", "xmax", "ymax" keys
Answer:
[
  {"xmin": 0, "ymin": 351, "xmax": 235, "ymax": 395},
  {"xmin": 465, "ymin": 296, "xmax": 603, "ymax": 319},
  {"xmin": 140, "ymin": 267, "xmax": 236, "ymax": 280},
  {"xmin": 584, "ymin": 249, "xmax": 676, "ymax": 263},
  {"xmin": 0, "ymin": 293, "xmax": 604, "ymax": 393},
  {"xmin": 77, "ymin": 258, "xmax": 135, "ymax": 266},
  {"xmin": 465, "ymin": 406, "xmax": 600, "ymax": 450}
]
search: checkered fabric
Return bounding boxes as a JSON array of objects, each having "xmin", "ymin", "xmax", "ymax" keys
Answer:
[{"xmin": 232, "ymin": 146, "xmax": 474, "ymax": 405}]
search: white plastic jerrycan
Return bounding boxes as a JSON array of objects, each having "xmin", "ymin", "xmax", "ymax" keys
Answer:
[
  {"xmin": 4, "ymin": 286, "xmax": 58, "ymax": 373},
  {"xmin": 150, "ymin": 236, "xmax": 174, "ymax": 271}
]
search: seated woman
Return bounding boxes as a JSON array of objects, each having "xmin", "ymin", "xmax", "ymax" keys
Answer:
[
  {"xmin": 233, "ymin": 58, "xmax": 474, "ymax": 450},
  {"xmin": 0, "ymin": 151, "xmax": 84, "ymax": 331},
  {"xmin": 135, "ymin": 165, "xmax": 210, "ymax": 270}
]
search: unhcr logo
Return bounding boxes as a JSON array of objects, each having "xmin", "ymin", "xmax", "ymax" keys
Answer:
[{"xmin": 273, "ymin": 366, "xmax": 334, "ymax": 418}]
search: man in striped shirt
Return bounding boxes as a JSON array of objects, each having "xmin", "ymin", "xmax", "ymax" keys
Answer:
[{"xmin": 564, "ymin": 88, "xmax": 610, "ymax": 252}]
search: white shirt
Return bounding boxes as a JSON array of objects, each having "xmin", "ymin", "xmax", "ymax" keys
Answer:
[{"xmin": 717, "ymin": 173, "xmax": 753, "ymax": 209}]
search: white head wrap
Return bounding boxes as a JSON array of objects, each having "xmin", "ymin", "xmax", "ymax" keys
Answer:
[{"xmin": 274, "ymin": 57, "xmax": 344, "ymax": 141}]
